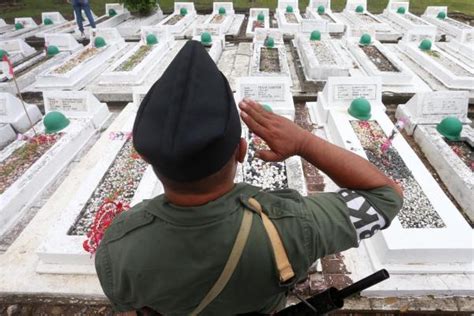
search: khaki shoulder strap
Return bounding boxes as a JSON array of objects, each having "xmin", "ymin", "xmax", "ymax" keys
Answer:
[
  {"xmin": 248, "ymin": 197, "xmax": 295, "ymax": 283},
  {"xmin": 190, "ymin": 209, "xmax": 253, "ymax": 316}
]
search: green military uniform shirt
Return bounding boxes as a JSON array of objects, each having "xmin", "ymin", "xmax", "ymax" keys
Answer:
[{"xmin": 95, "ymin": 183, "xmax": 402, "ymax": 315}]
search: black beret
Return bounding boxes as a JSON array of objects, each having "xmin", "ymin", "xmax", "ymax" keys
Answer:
[{"xmin": 133, "ymin": 40, "xmax": 241, "ymax": 182}]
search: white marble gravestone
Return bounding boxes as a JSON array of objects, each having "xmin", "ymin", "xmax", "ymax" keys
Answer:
[
  {"xmin": 192, "ymin": 24, "xmax": 224, "ymax": 63},
  {"xmin": 0, "ymin": 92, "xmax": 109, "ymax": 242},
  {"xmin": 250, "ymin": 28, "xmax": 291, "ymax": 80},
  {"xmin": 0, "ymin": 123, "xmax": 16, "ymax": 150},
  {"xmin": 158, "ymin": 2, "xmax": 197, "ymax": 35},
  {"xmin": 294, "ymin": 30, "xmax": 351, "ymax": 81},
  {"xmin": 345, "ymin": 33, "xmax": 413, "ymax": 86},
  {"xmin": 99, "ymin": 26, "xmax": 175, "ymax": 86},
  {"xmin": 246, "ymin": 8, "xmax": 270, "ymax": 37},
  {"xmin": 235, "ymin": 76, "xmax": 295, "ymax": 119},
  {"xmin": 398, "ymin": 32, "xmax": 474, "ymax": 91},
  {"xmin": 308, "ymin": 86, "xmax": 472, "ymax": 283},
  {"xmin": 382, "ymin": 1, "xmax": 437, "ymax": 35},
  {"xmin": 44, "ymin": 34, "xmax": 82, "ymax": 53},
  {"xmin": 395, "ymin": 91, "xmax": 470, "ymax": 135},
  {"xmin": 396, "ymin": 91, "xmax": 473, "ymax": 221},
  {"xmin": 422, "ymin": 6, "xmax": 474, "ymax": 43},
  {"xmin": 41, "ymin": 12, "xmax": 66, "ymax": 26},
  {"xmin": 35, "ymin": 28, "xmax": 127, "ymax": 90},
  {"xmin": 305, "ymin": 0, "xmax": 345, "ymax": 33},
  {"xmin": 0, "ymin": 39, "xmax": 36, "ymax": 64},
  {"xmin": 43, "ymin": 90, "xmax": 110, "ymax": 129},
  {"xmin": 275, "ymin": 0, "xmax": 303, "ymax": 34},
  {"xmin": 0, "ymin": 92, "xmax": 41, "ymax": 133},
  {"xmin": 203, "ymin": 2, "xmax": 235, "ymax": 34},
  {"xmin": 311, "ymin": 76, "xmax": 383, "ymax": 125}
]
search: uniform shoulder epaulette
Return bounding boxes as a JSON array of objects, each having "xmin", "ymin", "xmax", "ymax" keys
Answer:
[{"xmin": 103, "ymin": 207, "xmax": 155, "ymax": 244}]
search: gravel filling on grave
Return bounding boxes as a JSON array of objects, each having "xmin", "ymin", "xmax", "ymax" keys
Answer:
[
  {"xmin": 244, "ymin": 133, "xmax": 288, "ymax": 190},
  {"xmin": 0, "ymin": 134, "xmax": 63, "ymax": 194},
  {"xmin": 351, "ymin": 121, "xmax": 445, "ymax": 228},
  {"xmin": 404, "ymin": 14, "xmax": 428, "ymax": 25},
  {"xmin": 360, "ymin": 45, "xmax": 400, "ymax": 72},
  {"xmin": 358, "ymin": 14, "xmax": 378, "ymax": 24},
  {"xmin": 69, "ymin": 139, "xmax": 148, "ymax": 235},
  {"xmin": 445, "ymin": 18, "xmax": 471, "ymax": 29},
  {"xmin": 445, "ymin": 140, "xmax": 474, "ymax": 171},
  {"xmin": 259, "ymin": 47, "xmax": 281, "ymax": 72},
  {"xmin": 165, "ymin": 14, "xmax": 184, "ymax": 25},
  {"xmin": 285, "ymin": 13, "xmax": 298, "ymax": 24},
  {"xmin": 52, "ymin": 47, "xmax": 99, "ymax": 74},
  {"xmin": 311, "ymin": 41, "xmax": 338, "ymax": 65},
  {"xmin": 210, "ymin": 14, "xmax": 225, "ymax": 24},
  {"xmin": 425, "ymin": 50, "xmax": 473, "ymax": 77},
  {"xmin": 114, "ymin": 45, "xmax": 152, "ymax": 72},
  {"xmin": 320, "ymin": 14, "xmax": 335, "ymax": 23},
  {"xmin": 252, "ymin": 20, "xmax": 264, "ymax": 31}
]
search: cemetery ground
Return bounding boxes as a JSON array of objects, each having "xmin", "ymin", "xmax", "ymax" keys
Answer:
[
  {"xmin": 1, "ymin": 0, "xmax": 474, "ymax": 21},
  {"xmin": 1, "ymin": 2, "xmax": 474, "ymax": 315}
]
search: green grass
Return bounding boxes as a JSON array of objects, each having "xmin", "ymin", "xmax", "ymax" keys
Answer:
[{"xmin": 1, "ymin": 0, "xmax": 473, "ymax": 22}]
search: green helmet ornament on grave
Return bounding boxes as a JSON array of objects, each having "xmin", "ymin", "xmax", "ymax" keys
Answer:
[
  {"xmin": 419, "ymin": 39, "xmax": 432, "ymax": 51},
  {"xmin": 317, "ymin": 5, "xmax": 325, "ymax": 14},
  {"xmin": 180, "ymin": 7, "xmax": 188, "ymax": 16},
  {"xmin": 43, "ymin": 111, "xmax": 70, "ymax": 134},
  {"xmin": 355, "ymin": 5, "xmax": 364, "ymax": 13},
  {"xmin": 310, "ymin": 30, "xmax": 321, "ymax": 41},
  {"xmin": 397, "ymin": 7, "xmax": 406, "ymax": 14},
  {"xmin": 262, "ymin": 104, "xmax": 273, "ymax": 112},
  {"xmin": 264, "ymin": 36, "xmax": 275, "ymax": 48},
  {"xmin": 201, "ymin": 32, "xmax": 212, "ymax": 46},
  {"xmin": 146, "ymin": 34, "xmax": 158, "ymax": 45},
  {"xmin": 218, "ymin": 7, "xmax": 226, "ymax": 15},
  {"xmin": 437, "ymin": 11, "xmax": 446, "ymax": 19},
  {"xmin": 436, "ymin": 117, "xmax": 462, "ymax": 141},
  {"xmin": 0, "ymin": 49, "xmax": 8, "ymax": 59},
  {"xmin": 109, "ymin": 8, "xmax": 117, "ymax": 17},
  {"xmin": 15, "ymin": 22, "xmax": 24, "ymax": 30},
  {"xmin": 44, "ymin": 18, "xmax": 54, "ymax": 25},
  {"xmin": 257, "ymin": 12, "xmax": 265, "ymax": 22},
  {"xmin": 94, "ymin": 36, "xmax": 106, "ymax": 48},
  {"xmin": 286, "ymin": 5, "xmax": 294, "ymax": 13},
  {"xmin": 46, "ymin": 45, "xmax": 60, "ymax": 56},
  {"xmin": 348, "ymin": 98, "xmax": 372, "ymax": 121},
  {"xmin": 359, "ymin": 33, "xmax": 372, "ymax": 46}
]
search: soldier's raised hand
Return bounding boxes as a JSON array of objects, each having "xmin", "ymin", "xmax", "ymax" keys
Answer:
[{"xmin": 239, "ymin": 98, "xmax": 309, "ymax": 162}]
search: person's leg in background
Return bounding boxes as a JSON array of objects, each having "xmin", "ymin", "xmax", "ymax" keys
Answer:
[
  {"xmin": 72, "ymin": 0, "xmax": 85, "ymax": 37},
  {"xmin": 82, "ymin": 0, "xmax": 96, "ymax": 33}
]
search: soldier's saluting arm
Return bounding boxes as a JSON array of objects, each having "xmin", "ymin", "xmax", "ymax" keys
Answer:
[{"xmin": 239, "ymin": 98, "xmax": 403, "ymax": 260}]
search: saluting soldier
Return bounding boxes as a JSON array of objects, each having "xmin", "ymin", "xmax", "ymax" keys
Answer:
[{"xmin": 95, "ymin": 41, "xmax": 403, "ymax": 315}]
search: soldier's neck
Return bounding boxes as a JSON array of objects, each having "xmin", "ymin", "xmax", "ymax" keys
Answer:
[{"xmin": 164, "ymin": 181, "xmax": 236, "ymax": 207}]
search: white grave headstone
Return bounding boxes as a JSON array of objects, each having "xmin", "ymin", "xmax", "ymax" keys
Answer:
[
  {"xmin": 345, "ymin": 0, "xmax": 366, "ymax": 12},
  {"xmin": 105, "ymin": 3, "xmax": 128, "ymax": 16},
  {"xmin": 90, "ymin": 27, "xmax": 125, "ymax": 47},
  {"xmin": 386, "ymin": 0, "xmax": 409, "ymax": 13},
  {"xmin": 395, "ymin": 91, "xmax": 470, "ymax": 135},
  {"xmin": 41, "ymin": 12, "xmax": 66, "ymax": 25},
  {"xmin": 246, "ymin": 8, "xmax": 270, "ymax": 37},
  {"xmin": 44, "ymin": 34, "xmax": 82, "ymax": 53},
  {"xmin": 235, "ymin": 76, "xmax": 294, "ymax": 119},
  {"xmin": 313, "ymin": 76, "xmax": 383, "ymax": 124},
  {"xmin": 0, "ymin": 19, "xmax": 7, "ymax": 28},
  {"xmin": 43, "ymin": 91, "xmax": 110, "ymax": 128},
  {"xmin": 401, "ymin": 28, "xmax": 437, "ymax": 43},
  {"xmin": 0, "ymin": 39, "xmax": 36, "ymax": 63},
  {"xmin": 213, "ymin": 2, "xmax": 235, "ymax": 15},
  {"xmin": 0, "ymin": 93, "xmax": 41, "ymax": 133},
  {"xmin": 14, "ymin": 18, "xmax": 38, "ymax": 29}
]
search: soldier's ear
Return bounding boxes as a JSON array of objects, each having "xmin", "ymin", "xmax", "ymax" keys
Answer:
[{"xmin": 237, "ymin": 138, "xmax": 247, "ymax": 163}]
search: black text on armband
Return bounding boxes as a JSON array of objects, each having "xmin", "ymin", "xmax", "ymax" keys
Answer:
[{"xmin": 338, "ymin": 190, "xmax": 386, "ymax": 241}]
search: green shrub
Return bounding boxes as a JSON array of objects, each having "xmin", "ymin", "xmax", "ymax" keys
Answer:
[{"xmin": 119, "ymin": 0, "xmax": 157, "ymax": 16}]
